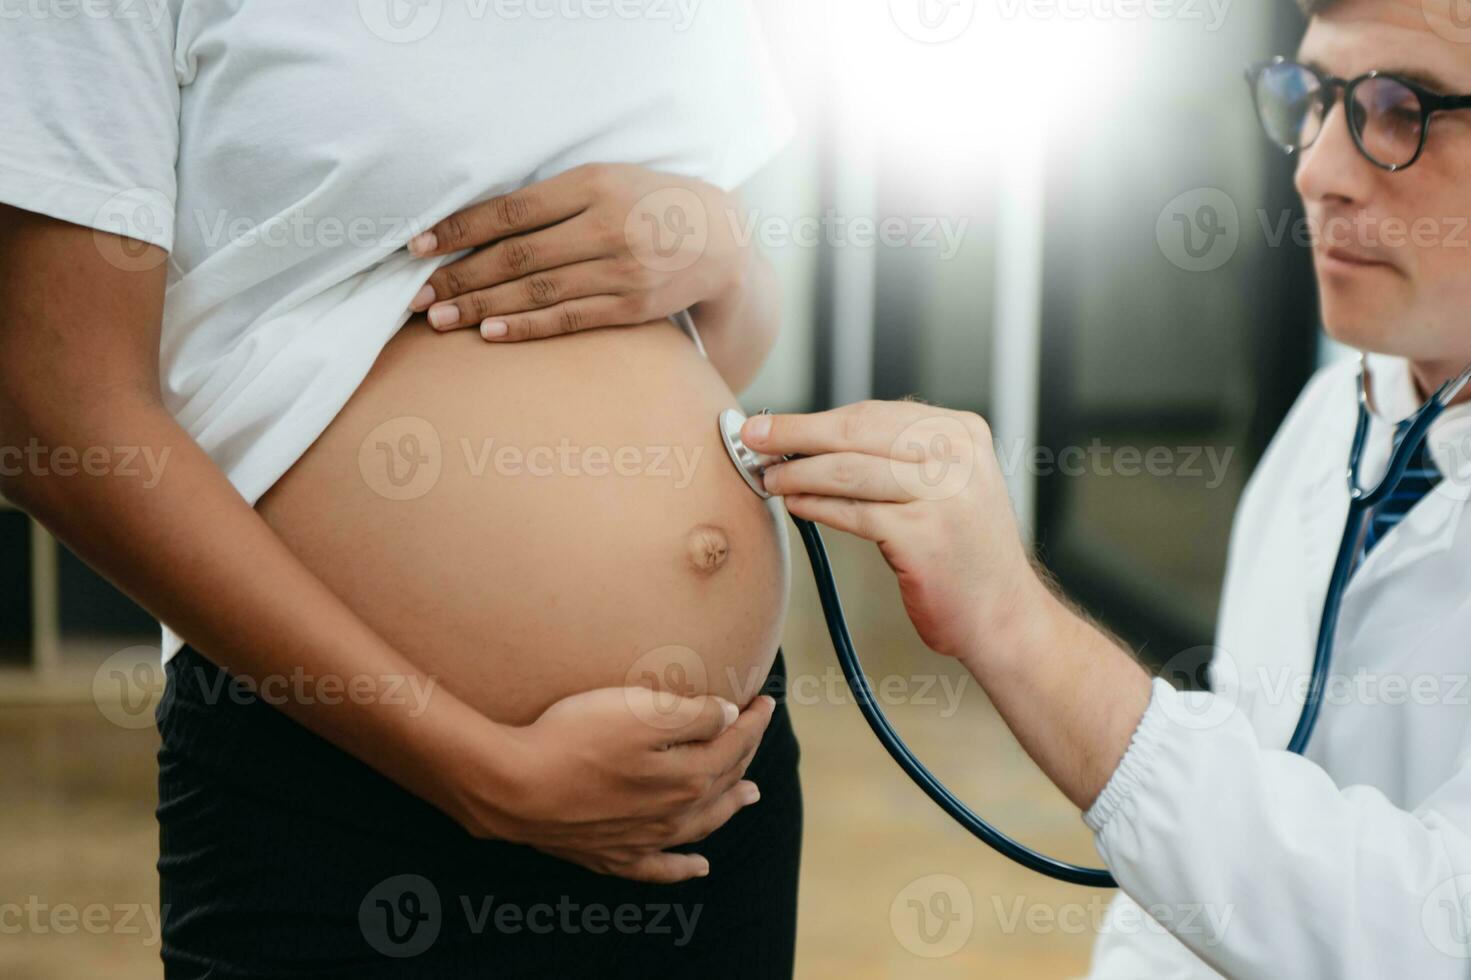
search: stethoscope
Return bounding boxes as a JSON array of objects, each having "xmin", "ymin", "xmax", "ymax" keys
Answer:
[{"xmin": 716, "ymin": 354, "xmax": 1471, "ymax": 888}]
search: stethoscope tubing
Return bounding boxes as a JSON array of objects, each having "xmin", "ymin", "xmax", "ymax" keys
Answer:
[
  {"xmin": 792, "ymin": 514, "xmax": 1118, "ymax": 888},
  {"xmin": 1289, "ymin": 360, "xmax": 1469, "ymax": 754}
]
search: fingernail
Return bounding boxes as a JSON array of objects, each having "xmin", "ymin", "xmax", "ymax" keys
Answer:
[
  {"xmin": 744, "ymin": 783, "xmax": 761, "ymax": 805},
  {"xmin": 761, "ymin": 464, "xmax": 780, "ymax": 494},
  {"xmin": 481, "ymin": 319, "xmax": 509, "ymax": 340},
  {"xmin": 719, "ymin": 699, "xmax": 738, "ymax": 727},
  {"xmin": 760, "ymin": 695, "xmax": 776, "ymax": 711},
  {"xmin": 409, "ymin": 232, "xmax": 438, "ymax": 256},
  {"xmin": 410, "ymin": 284, "xmax": 435, "ymax": 311},
  {"xmin": 744, "ymin": 414, "xmax": 772, "ymax": 443},
  {"xmin": 695, "ymin": 858, "xmax": 711, "ymax": 878},
  {"xmin": 428, "ymin": 305, "xmax": 458, "ymax": 329}
]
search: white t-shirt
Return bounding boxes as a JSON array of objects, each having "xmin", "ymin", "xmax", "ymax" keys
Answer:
[{"xmin": 0, "ymin": 1, "xmax": 793, "ymax": 661}]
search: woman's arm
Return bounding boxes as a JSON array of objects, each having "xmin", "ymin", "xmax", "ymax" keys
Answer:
[
  {"xmin": 687, "ymin": 242, "xmax": 782, "ymax": 394},
  {"xmin": 0, "ymin": 204, "xmax": 773, "ymax": 884}
]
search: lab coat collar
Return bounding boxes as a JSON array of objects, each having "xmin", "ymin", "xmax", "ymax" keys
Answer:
[
  {"xmin": 1362, "ymin": 352, "xmax": 1471, "ymax": 487},
  {"xmin": 1291, "ymin": 354, "xmax": 1471, "ymax": 673}
]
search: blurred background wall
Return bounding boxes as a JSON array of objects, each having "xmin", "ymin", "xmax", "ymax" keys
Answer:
[
  {"xmin": 2, "ymin": 1, "xmax": 1326, "ymax": 976},
  {"xmin": 740, "ymin": 0, "xmax": 1321, "ymax": 664}
]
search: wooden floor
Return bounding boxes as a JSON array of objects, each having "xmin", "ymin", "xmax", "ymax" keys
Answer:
[{"xmin": 1, "ymin": 529, "xmax": 1101, "ymax": 978}]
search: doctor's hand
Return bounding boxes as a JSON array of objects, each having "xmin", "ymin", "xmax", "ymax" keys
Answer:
[
  {"xmin": 746, "ymin": 401, "xmax": 1153, "ymax": 814},
  {"xmin": 742, "ymin": 400, "xmax": 1044, "ymax": 659},
  {"xmin": 405, "ymin": 163, "xmax": 749, "ymax": 341}
]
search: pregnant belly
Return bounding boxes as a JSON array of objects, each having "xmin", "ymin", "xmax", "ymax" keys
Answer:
[{"xmin": 256, "ymin": 315, "xmax": 790, "ymax": 726}]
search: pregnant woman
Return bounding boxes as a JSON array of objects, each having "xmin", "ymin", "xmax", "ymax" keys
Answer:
[{"xmin": 0, "ymin": 3, "xmax": 798, "ymax": 977}]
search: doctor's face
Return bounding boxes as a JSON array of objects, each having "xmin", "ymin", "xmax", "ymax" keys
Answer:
[{"xmin": 1294, "ymin": 0, "xmax": 1471, "ymax": 376}]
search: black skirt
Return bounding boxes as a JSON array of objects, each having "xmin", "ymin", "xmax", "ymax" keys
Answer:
[{"xmin": 156, "ymin": 645, "xmax": 802, "ymax": 979}]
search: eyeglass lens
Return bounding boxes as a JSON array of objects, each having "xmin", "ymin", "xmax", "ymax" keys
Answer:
[{"xmin": 1254, "ymin": 61, "xmax": 1424, "ymax": 168}]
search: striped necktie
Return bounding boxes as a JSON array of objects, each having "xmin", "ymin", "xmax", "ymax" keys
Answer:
[{"xmin": 1361, "ymin": 419, "xmax": 1442, "ymax": 557}]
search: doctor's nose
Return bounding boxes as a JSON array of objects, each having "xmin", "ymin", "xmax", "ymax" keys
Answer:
[{"xmin": 1293, "ymin": 99, "xmax": 1376, "ymax": 211}]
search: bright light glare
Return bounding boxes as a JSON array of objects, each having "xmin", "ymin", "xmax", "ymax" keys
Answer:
[{"xmin": 827, "ymin": 6, "xmax": 1135, "ymax": 163}]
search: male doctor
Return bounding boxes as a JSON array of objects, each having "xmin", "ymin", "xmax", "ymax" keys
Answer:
[{"xmin": 740, "ymin": 0, "xmax": 1471, "ymax": 975}]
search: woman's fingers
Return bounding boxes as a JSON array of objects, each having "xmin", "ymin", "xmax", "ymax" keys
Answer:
[
  {"xmin": 674, "ymin": 695, "xmax": 774, "ymax": 772},
  {"xmin": 535, "ymin": 775, "xmax": 761, "ymax": 881},
  {"xmin": 526, "ymin": 698, "xmax": 772, "ymax": 883},
  {"xmin": 415, "ymin": 215, "xmax": 607, "ymax": 317},
  {"xmin": 743, "ymin": 399, "xmax": 988, "ymax": 464},
  {"xmin": 476, "ymin": 295, "xmax": 646, "ymax": 342},
  {"xmin": 543, "ymin": 846, "xmax": 712, "ymax": 884},
  {"xmin": 657, "ymin": 692, "xmax": 740, "ymax": 746},
  {"xmin": 699, "ymin": 736, "xmax": 762, "ymax": 810},
  {"xmin": 670, "ymin": 780, "xmax": 761, "ymax": 847},
  {"xmin": 615, "ymin": 851, "xmax": 712, "ymax": 884},
  {"xmin": 422, "ymin": 259, "xmax": 646, "ymax": 332},
  {"xmin": 408, "ymin": 168, "xmax": 594, "ymax": 257}
]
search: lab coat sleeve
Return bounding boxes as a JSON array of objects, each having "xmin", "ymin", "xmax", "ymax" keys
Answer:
[{"xmin": 1084, "ymin": 677, "xmax": 1471, "ymax": 978}]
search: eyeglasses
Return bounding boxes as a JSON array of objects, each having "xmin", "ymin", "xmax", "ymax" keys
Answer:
[{"xmin": 1245, "ymin": 56, "xmax": 1471, "ymax": 171}]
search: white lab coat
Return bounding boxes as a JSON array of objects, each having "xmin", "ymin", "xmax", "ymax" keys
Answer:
[{"xmin": 1082, "ymin": 353, "xmax": 1471, "ymax": 979}]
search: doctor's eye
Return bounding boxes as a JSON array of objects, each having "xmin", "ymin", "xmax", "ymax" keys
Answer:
[
  {"xmin": 1252, "ymin": 61, "xmax": 1327, "ymax": 150},
  {"xmin": 1351, "ymin": 77, "xmax": 1426, "ymax": 167}
]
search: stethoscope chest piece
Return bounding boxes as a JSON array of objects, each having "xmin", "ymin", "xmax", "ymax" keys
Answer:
[{"xmin": 718, "ymin": 408, "xmax": 782, "ymax": 500}]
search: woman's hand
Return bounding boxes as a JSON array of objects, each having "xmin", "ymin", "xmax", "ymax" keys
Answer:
[
  {"xmin": 452, "ymin": 686, "xmax": 775, "ymax": 884},
  {"xmin": 407, "ymin": 163, "xmax": 749, "ymax": 342},
  {"xmin": 742, "ymin": 400, "xmax": 1046, "ymax": 660}
]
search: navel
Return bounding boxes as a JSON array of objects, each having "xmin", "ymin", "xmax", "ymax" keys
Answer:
[{"xmin": 686, "ymin": 524, "xmax": 731, "ymax": 574}]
